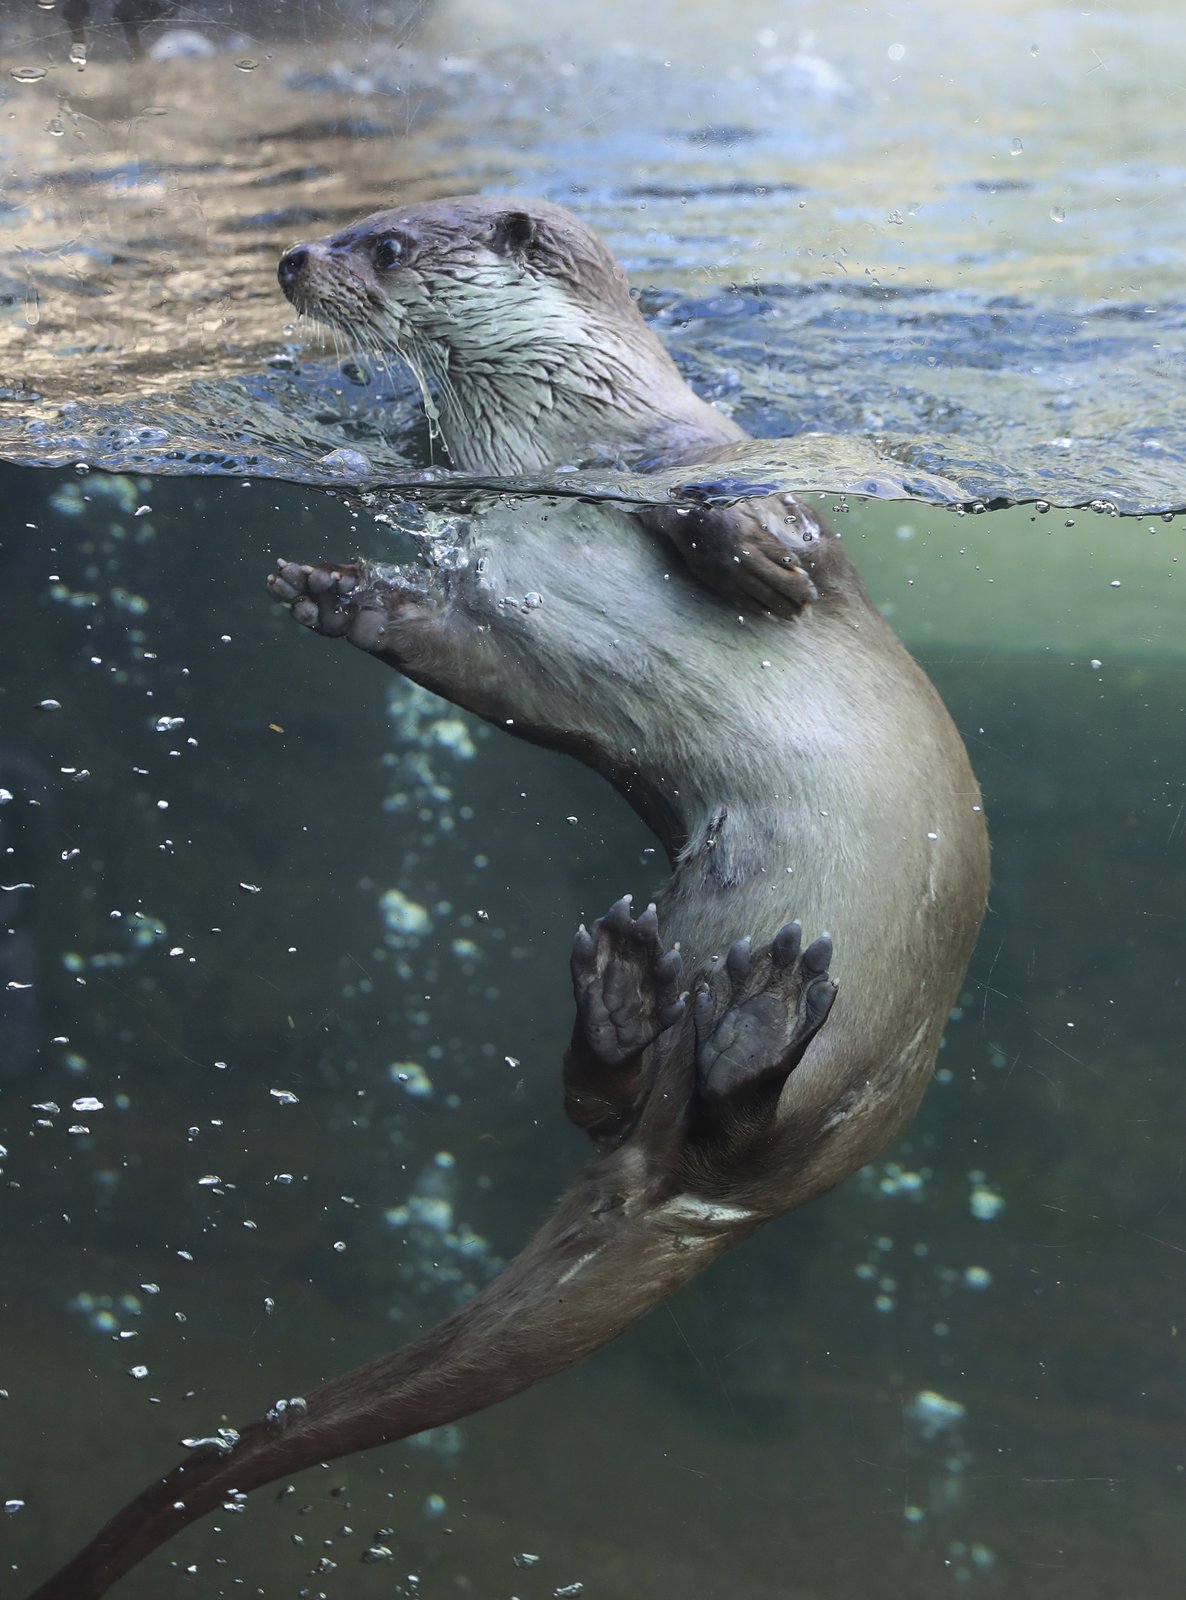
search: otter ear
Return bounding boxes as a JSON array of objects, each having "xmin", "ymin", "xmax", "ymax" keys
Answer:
[{"xmin": 487, "ymin": 210, "xmax": 539, "ymax": 257}]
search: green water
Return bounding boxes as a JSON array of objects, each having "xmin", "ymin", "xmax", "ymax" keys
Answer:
[{"xmin": 1, "ymin": 465, "xmax": 1183, "ymax": 1598}]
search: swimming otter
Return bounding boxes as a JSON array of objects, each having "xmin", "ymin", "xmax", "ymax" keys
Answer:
[{"xmin": 25, "ymin": 198, "xmax": 988, "ymax": 1597}]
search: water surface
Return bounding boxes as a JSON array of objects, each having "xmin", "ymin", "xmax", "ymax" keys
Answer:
[{"xmin": 2, "ymin": 0, "xmax": 1185, "ymax": 510}]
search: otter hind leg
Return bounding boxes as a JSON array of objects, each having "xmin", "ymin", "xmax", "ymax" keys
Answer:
[
  {"xmin": 563, "ymin": 895, "xmax": 686, "ymax": 1146},
  {"xmin": 693, "ymin": 923, "xmax": 836, "ymax": 1106}
]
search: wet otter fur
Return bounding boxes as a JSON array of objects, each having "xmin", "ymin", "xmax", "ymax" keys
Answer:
[{"xmin": 25, "ymin": 197, "xmax": 988, "ymax": 1598}]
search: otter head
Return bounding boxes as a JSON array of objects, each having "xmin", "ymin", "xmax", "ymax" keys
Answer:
[{"xmin": 277, "ymin": 195, "xmax": 737, "ymax": 474}]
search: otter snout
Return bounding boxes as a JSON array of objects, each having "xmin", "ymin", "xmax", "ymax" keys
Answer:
[{"xmin": 277, "ymin": 244, "xmax": 310, "ymax": 303}]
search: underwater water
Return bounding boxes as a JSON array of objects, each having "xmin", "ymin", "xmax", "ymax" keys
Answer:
[
  {"xmin": 2, "ymin": 2, "xmax": 1185, "ymax": 1597},
  {"xmin": 1, "ymin": 470, "xmax": 1183, "ymax": 1599}
]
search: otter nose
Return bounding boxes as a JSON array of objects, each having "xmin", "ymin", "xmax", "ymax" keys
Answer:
[{"xmin": 277, "ymin": 245, "xmax": 309, "ymax": 291}]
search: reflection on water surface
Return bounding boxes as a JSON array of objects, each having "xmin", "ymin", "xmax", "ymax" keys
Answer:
[{"xmin": 2, "ymin": 0, "xmax": 1185, "ymax": 509}]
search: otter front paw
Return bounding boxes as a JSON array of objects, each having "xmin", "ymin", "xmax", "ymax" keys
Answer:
[
  {"xmin": 693, "ymin": 922, "xmax": 836, "ymax": 1103},
  {"xmin": 268, "ymin": 559, "xmax": 398, "ymax": 654},
  {"xmin": 563, "ymin": 896, "xmax": 685, "ymax": 1144},
  {"xmin": 640, "ymin": 496, "xmax": 821, "ymax": 620}
]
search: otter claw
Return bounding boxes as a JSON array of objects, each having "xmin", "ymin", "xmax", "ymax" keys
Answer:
[{"xmin": 602, "ymin": 894, "xmax": 634, "ymax": 935}]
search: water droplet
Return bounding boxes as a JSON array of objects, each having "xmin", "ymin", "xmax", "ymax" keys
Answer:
[
  {"xmin": 71, "ymin": 1096, "xmax": 103, "ymax": 1112},
  {"xmin": 128, "ymin": 1365, "xmax": 149, "ymax": 1379},
  {"xmin": 235, "ymin": 57, "xmax": 260, "ymax": 71},
  {"xmin": 269, "ymin": 1088, "xmax": 299, "ymax": 1105},
  {"xmin": 68, "ymin": 41, "xmax": 87, "ymax": 69},
  {"xmin": 10, "ymin": 67, "xmax": 48, "ymax": 84},
  {"xmin": 4, "ymin": 1498, "xmax": 25, "ymax": 1514},
  {"xmin": 1049, "ymin": 205, "xmax": 1066, "ymax": 224},
  {"xmin": 1010, "ymin": 138, "xmax": 1023, "ymax": 155},
  {"xmin": 180, "ymin": 1432, "xmax": 237, "ymax": 1453}
]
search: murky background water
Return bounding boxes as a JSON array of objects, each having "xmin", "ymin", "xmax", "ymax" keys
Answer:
[{"xmin": 2, "ymin": 2, "xmax": 1185, "ymax": 1598}]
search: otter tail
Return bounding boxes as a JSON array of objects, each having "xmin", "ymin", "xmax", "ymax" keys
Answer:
[
  {"xmin": 23, "ymin": 1157, "xmax": 738, "ymax": 1600},
  {"xmin": 24, "ymin": 904, "xmax": 836, "ymax": 1598}
]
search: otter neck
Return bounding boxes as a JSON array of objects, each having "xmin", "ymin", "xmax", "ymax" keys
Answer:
[{"xmin": 409, "ymin": 314, "xmax": 745, "ymax": 475}]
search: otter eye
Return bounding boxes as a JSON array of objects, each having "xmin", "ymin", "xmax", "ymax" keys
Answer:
[{"xmin": 372, "ymin": 235, "xmax": 405, "ymax": 272}]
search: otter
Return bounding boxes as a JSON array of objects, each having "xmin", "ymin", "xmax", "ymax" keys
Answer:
[{"xmin": 25, "ymin": 197, "xmax": 988, "ymax": 1598}]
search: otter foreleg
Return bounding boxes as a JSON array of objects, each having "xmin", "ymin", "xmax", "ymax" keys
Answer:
[{"xmin": 563, "ymin": 894, "xmax": 686, "ymax": 1146}]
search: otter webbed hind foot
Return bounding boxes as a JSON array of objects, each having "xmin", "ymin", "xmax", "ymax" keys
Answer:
[
  {"xmin": 564, "ymin": 895, "xmax": 686, "ymax": 1145},
  {"xmin": 693, "ymin": 922, "xmax": 836, "ymax": 1106}
]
